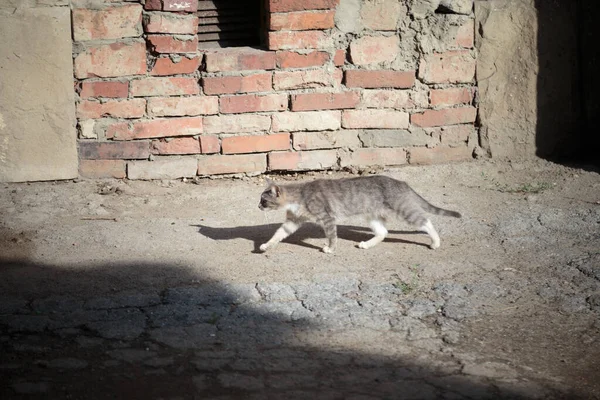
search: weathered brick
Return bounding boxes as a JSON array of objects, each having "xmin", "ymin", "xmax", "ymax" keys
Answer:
[
  {"xmin": 108, "ymin": 117, "xmax": 203, "ymax": 140},
  {"xmin": 150, "ymin": 56, "xmax": 201, "ymax": 76},
  {"xmin": 79, "ymin": 81, "xmax": 129, "ymax": 99},
  {"xmin": 358, "ymin": 129, "xmax": 437, "ymax": 148},
  {"xmin": 74, "ymin": 41, "xmax": 147, "ymax": 79},
  {"xmin": 292, "ymin": 131, "xmax": 360, "ymax": 150},
  {"xmin": 291, "ymin": 92, "xmax": 359, "ymax": 111},
  {"xmin": 148, "ymin": 96, "xmax": 219, "ymax": 117},
  {"xmin": 349, "ymin": 36, "xmax": 400, "ymax": 66},
  {"xmin": 333, "ymin": 49, "xmax": 346, "ymax": 66},
  {"xmin": 73, "ymin": 5, "xmax": 142, "ymax": 41},
  {"xmin": 222, "ymin": 133, "xmax": 290, "ymax": 154},
  {"xmin": 360, "ymin": 90, "xmax": 413, "ymax": 109},
  {"xmin": 418, "ymin": 51, "xmax": 476, "ymax": 84},
  {"xmin": 76, "ymin": 99, "xmax": 146, "ymax": 119},
  {"xmin": 200, "ymin": 135, "xmax": 220, "ymax": 154},
  {"xmin": 410, "ymin": 107, "xmax": 476, "ymax": 127},
  {"xmin": 268, "ymin": 150, "xmax": 338, "ymax": 171},
  {"xmin": 131, "ymin": 77, "xmax": 199, "ymax": 96},
  {"xmin": 202, "ymin": 73, "xmax": 272, "ymax": 95},
  {"xmin": 268, "ymin": 31, "xmax": 330, "ymax": 50},
  {"xmin": 144, "ymin": 12, "xmax": 198, "ymax": 34},
  {"xmin": 220, "ymin": 94, "xmax": 288, "ymax": 114},
  {"xmin": 79, "ymin": 160, "xmax": 126, "ymax": 179},
  {"xmin": 270, "ymin": 10, "xmax": 335, "ymax": 31},
  {"xmin": 342, "ymin": 110, "xmax": 409, "ymax": 129},
  {"xmin": 204, "ymin": 49, "xmax": 276, "ymax": 72},
  {"xmin": 147, "ymin": 35, "xmax": 198, "ymax": 53},
  {"xmin": 429, "ymin": 87, "xmax": 473, "ymax": 106},
  {"xmin": 340, "ymin": 148, "xmax": 407, "ymax": 167},
  {"xmin": 360, "ymin": 0, "xmax": 403, "ymax": 31},
  {"xmin": 78, "ymin": 141, "xmax": 150, "ymax": 160},
  {"xmin": 197, "ymin": 154, "xmax": 267, "ymax": 175},
  {"xmin": 203, "ymin": 115, "xmax": 271, "ymax": 134},
  {"xmin": 455, "ymin": 19, "xmax": 474, "ymax": 48},
  {"xmin": 163, "ymin": 0, "xmax": 198, "ymax": 12},
  {"xmin": 151, "ymin": 137, "xmax": 201, "ymax": 154},
  {"xmin": 144, "ymin": 0, "xmax": 162, "ymax": 11},
  {"xmin": 272, "ymin": 111, "xmax": 341, "ymax": 132},
  {"xmin": 438, "ymin": 124, "xmax": 473, "ymax": 146},
  {"xmin": 344, "ymin": 70, "xmax": 415, "ymax": 89},
  {"xmin": 273, "ymin": 69, "xmax": 342, "ymax": 90},
  {"xmin": 276, "ymin": 51, "xmax": 329, "ymax": 68},
  {"xmin": 408, "ymin": 145, "xmax": 472, "ymax": 164},
  {"xmin": 128, "ymin": 157, "xmax": 198, "ymax": 180},
  {"xmin": 269, "ymin": 0, "xmax": 339, "ymax": 12}
]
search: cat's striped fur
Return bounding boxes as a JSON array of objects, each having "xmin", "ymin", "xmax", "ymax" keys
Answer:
[{"xmin": 258, "ymin": 175, "xmax": 461, "ymax": 253}]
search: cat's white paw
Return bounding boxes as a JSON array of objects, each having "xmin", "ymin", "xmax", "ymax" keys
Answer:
[
  {"xmin": 429, "ymin": 242, "xmax": 440, "ymax": 250},
  {"xmin": 259, "ymin": 243, "xmax": 268, "ymax": 252},
  {"xmin": 357, "ymin": 241, "xmax": 369, "ymax": 249},
  {"xmin": 322, "ymin": 245, "xmax": 333, "ymax": 254}
]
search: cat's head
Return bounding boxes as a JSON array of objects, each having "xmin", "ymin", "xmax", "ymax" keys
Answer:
[{"xmin": 259, "ymin": 178, "xmax": 284, "ymax": 211}]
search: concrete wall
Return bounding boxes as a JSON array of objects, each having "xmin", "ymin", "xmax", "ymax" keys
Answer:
[{"xmin": 0, "ymin": 1, "xmax": 78, "ymax": 182}]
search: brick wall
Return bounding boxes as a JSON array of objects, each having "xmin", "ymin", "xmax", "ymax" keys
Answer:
[{"xmin": 73, "ymin": 0, "xmax": 477, "ymax": 179}]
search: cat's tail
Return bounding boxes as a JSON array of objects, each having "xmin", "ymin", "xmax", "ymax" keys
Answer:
[{"xmin": 412, "ymin": 191, "xmax": 462, "ymax": 218}]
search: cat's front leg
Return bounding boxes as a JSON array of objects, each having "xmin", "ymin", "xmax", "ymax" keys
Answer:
[
  {"xmin": 321, "ymin": 220, "xmax": 337, "ymax": 254},
  {"xmin": 259, "ymin": 220, "xmax": 300, "ymax": 252}
]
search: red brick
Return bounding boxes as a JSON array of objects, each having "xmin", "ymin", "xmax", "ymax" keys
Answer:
[
  {"xmin": 131, "ymin": 77, "xmax": 199, "ymax": 96},
  {"xmin": 269, "ymin": 0, "xmax": 339, "ymax": 12},
  {"xmin": 340, "ymin": 148, "xmax": 407, "ymax": 167},
  {"xmin": 276, "ymin": 51, "xmax": 329, "ymax": 69},
  {"xmin": 199, "ymin": 135, "xmax": 220, "ymax": 154},
  {"xmin": 197, "ymin": 154, "xmax": 267, "ymax": 175},
  {"xmin": 438, "ymin": 124, "xmax": 473, "ymax": 146},
  {"xmin": 418, "ymin": 51, "xmax": 476, "ymax": 84},
  {"xmin": 268, "ymin": 150, "xmax": 337, "ymax": 171},
  {"xmin": 79, "ymin": 81, "xmax": 129, "ymax": 99},
  {"xmin": 269, "ymin": 10, "xmax": 335, "ymax": 31},
  {"xmin": 144, "ymin": 12, "xmax": 198, "ymax": 34},
  {"xmin": 151, "ymin": 137, "xmax": 201, "ymax": 154},
  {"xmin": 455, "ymin": 19, "xmax": 474, "ymax": 48},
  {"xmin": 202, "ymin": 73, "xmax": 272, "ymax": 95},
  {"xmin": 79, "ymin": 159, "xmax": 126, "ymax": 179},
  {"xmin": 360, "ymin": 90, "xmax": 413, "ymax": 109},
  {"xmin": 108, "ymin": 117, "xmax": 203, "ymax": 140},
  {"xmin": 430, "ymin": 87, "xmax": 474, "ymax": 106},
  {"xmin": 222, "ymin": 133, "xmax": 290, "ymax": 154},
  {"xmin": 150, "ymin": 56, "xmax": 201, "ymax": 76},
  {"xmin": 163, "ymin": 0, "xmax": 198, "ymax": 12},
  {"xmin": 408, "ymin": 145, "xmax": 472, "ymax": 164},
  {"xmin": 148, "ymin": 96, "xmax": 218, "ymax": 117},
  {"xmin": 76, "ymin": 99, "xmax": 146, "ymax": 119},
  {"xmin": 78, "ymin": 141, "xmax": 150, "ymax": 160},
  {"xmin": 144, "ymin": 0, "xmax": 162, "ymax": 11},
  {"xmin": 147, "ymin": 35, "xmax": 198, "ymax": 53},
  {"xmin": 349, "ymin": 36, "xmax": 400, "ymax": 66},
  {"xmin": 220, "ymin": 94, "xmax": 288, "ymax": 114},
  {"xmin": 344, "ymin": 70, "xmax": 415, "ymax": 89},
  {"xmin": 333, "ymin": 49, "xmax": 346, "ymax": 66},
  {"xmin": 272, "ymin": 111, "xmax": 341, "ymax": 132},
  {"xmin": 74, "ymin": 41, "xmax": 146, "ymax": 79},
  {"xmin": 204, "ymin": 49, "xmax": 276, "ymax": 72},
  {"xmin": 268, "ymin": 31, "xmax": 330, "ymax": 50},
  {"xmin": 292, "ymin": 131, "xmax": 360, "ymax": 150},
  {"xmin": 273, "ymin": 69, "xmax": 342, "ymax": 90},
  {"xmin": 342, "ymin": 110, "xmax": 409, "ymax": 129},
  {"xmin": 410, "ymin": 107, "xmax": 477, "ymax": 127},
  {"xmin": 203, "ymin": 115, "xmax": 271, "ymax": 134},
  {"xmin": 73, "ymin": 5, "xmax": 142, "ymax": 41},
  {"xmin": 128, "ymin": 157, "xmax": 198, "ymax": 180},
  {"xmin": 291, "ymin": 92, "xmax": 359, "ymax": 111}
]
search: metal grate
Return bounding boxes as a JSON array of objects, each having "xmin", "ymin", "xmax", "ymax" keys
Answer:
[{"xmin": 197, "ymin": 0, "xmax": 262, "ymax": 49}]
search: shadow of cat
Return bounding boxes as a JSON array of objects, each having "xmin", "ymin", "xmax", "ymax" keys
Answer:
[{"xmin": 192, "ymin": 223, "xmax": 428, "ymax": 253}]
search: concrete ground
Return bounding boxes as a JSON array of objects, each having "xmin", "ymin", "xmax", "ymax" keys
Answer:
[{"xmin": 0, "ymin": 159, "xmax": 599, "ymax": 399}]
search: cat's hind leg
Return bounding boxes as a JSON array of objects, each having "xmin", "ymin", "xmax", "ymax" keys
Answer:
[
  {"xmin": 420, "ymin": 219, "xmax": 440, "ymax": 249},
  {"xmin": 357, "ymin": 219, "xmax": 388, "ymax": 249},
  {"xmin": 259, "ymin": 220, "xmax": 300, "ymax": 252}
]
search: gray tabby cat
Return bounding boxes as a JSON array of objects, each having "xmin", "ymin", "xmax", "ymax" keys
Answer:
[{"xmin": 258, "ymin": 175, "xmax": 461, "ymax": 253}]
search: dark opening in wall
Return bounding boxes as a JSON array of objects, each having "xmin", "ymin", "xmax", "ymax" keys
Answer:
[{"xmin": 197, "ymin": 0, "xmax": 263, "ymax": 49}]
